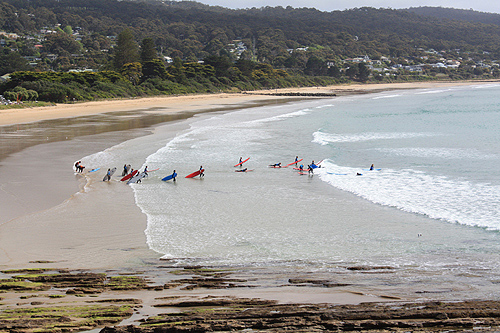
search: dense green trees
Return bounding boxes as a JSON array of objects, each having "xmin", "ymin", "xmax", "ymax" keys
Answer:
[
  {"xmin": 43, "ymin": 31, "xmax": 82, "ymax": 55},
  {"xmin": 1, "ymin": 0, "xmax": 500, "ymax": 103},
  {"xmin": 3, "ymin": 86, "xmax": 38, "ymax": 101},
  {"xmin": 140, "ymin": 37, "xmax": 157, "ymax": 63},
  {"xmin": 113, "ymin": 28, "xmax": 139, "ymax": 70},
  {"xmin": 3, "ymin": 0, "xmax": 500, "ymax": 69},
  {"xmin": 0, "ymin": 47, "xmax": 30, "ymax": 75},
  {"xmin": 0, "ymin": 56, "xmax": 343, "ymax": 103}
]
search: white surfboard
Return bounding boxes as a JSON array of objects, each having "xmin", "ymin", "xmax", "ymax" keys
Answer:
[{"xmin": 127, "ymin": 172, "xmax": 147, "ymax": 184}]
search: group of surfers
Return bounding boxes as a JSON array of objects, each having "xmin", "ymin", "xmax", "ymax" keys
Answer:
[
  {"xmin": 77, "ymin": 156, "xmax": 377, "ymax": 182},
  {"xmin": 269, "ymin": 156, "xmax": 319, "ymax": 174},
  {"xmin": 76, "ymin": 155, "xmax": 325, "ymax": 183}
]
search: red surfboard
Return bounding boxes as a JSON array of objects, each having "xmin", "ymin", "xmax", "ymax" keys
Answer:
[
  {"xmin": 284, "ymin": 158, "xmax": 303, "ymax": 167},
  {"xmin": 234, "ymin": 157, "xmax": 250, "ymax": 167},
  {"xmin": 185, "ymin": 169, "xmax": 204, "ymax": 178},
  {"xmin": 121, "ymin": 170, "xmax": 138, "ymax": 181}
]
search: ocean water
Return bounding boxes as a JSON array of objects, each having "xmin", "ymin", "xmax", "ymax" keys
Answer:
[{"xmin": 87, "ymin": 84, "xmax": 500, "ymax": 299}]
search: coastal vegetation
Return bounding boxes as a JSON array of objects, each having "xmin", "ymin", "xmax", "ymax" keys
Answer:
[{"xmin": 1, "ymin": 0, "xmax": 500, "ymax": 103}]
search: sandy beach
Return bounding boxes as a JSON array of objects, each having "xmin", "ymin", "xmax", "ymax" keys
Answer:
[
  {"xmin": 1, "ymin": 80, "xmax": 485, "ymax": 269},
  {"xmin": 1, "ymin": 80, "xmax": 500, "ymax": 332}
]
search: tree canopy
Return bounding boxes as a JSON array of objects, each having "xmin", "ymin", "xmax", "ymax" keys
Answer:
[{"xmin": 113, "ymin": 28, "xmax": 139, "ymax": 69}]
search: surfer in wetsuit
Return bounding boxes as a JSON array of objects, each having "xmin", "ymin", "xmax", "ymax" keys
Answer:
[
  {"xmin": 199, "ymin": 166, "xmax": 204, "ymax": 177},
  {"xmin": 308, "ymin": 165, "xmax": 313, "ymax": 174},
  {"xmin": 75, "ymin": 161, "xmax": 84, "ymax": 173},
  {"xmin": 295, "ymin": 156, "xmax": 299, "ymax": 164},
  {"xmin": 172, "ymin": 170, "xmax": 177, "ymax": 181},
  {"xmin": 270, "ymin": 163, "xmax": 281, "ymax": 168},
  {"xmin": 105, "ymin": 168, "xmax": 111, "ymax": 181},
  {"xmin": 144, "ymin": 166, "xmax": 148, "ymax": 176},
  {"xmin": 239, "ymin": 157, "xmax": 243, "ymax": 165},
  {"xmin": 236, "ymin": 168, "xmax": 248, "ymax": 172},
  {"xmin": 299, "ymin": 164, "xmax": 304, "ymax": 171},
  {"xmin": 122, "ymin": 164, "xmax": 128, "ymax": 176},
  {"xmin": 370, "ymin": 164, "xmax": 374, "ymax": 171}
]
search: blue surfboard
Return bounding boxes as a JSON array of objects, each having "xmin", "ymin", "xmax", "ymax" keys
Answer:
[
  {"xmin": 89, "ymin": 168, "xmax": 100, "ymax": 173},
  {"xmin": 162, "ymin": 173, "xmax": 177, "ymax": 181},
  {"xmin": 363, "ymin": 168, "xmax": 382, "ymax": 171}
]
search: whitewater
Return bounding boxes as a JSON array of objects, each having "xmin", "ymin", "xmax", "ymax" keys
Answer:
[{"xmin": 84, "ymin": 84, "xmax": 500, "ymax": 300}]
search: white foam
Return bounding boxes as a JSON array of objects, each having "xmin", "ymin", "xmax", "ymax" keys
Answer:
[
  {"xmin": 415, "ymin": 89, "xmax": 452, "ymax": 95},
  {"xmin": 245, "ymin": 108, "xmax": 312, "ymax": 125},
  {"xmin": 318, "ymin": 160, "xmax": 500, "ymax": 231},
  {"xmin": 375, "ymin": 147, "xmax": 498, "ymax": 160},
  {"xmin": 372, "ymin": 94, "xmax": 401, "ymax": 99},
  {"xmin": 312, "ymin": 131, "xmax": 437, "ymax": 145}
]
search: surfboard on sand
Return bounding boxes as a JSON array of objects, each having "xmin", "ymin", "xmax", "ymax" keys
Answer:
[
  {"xmin": 234, "ymin": 157, "xmax": 250, "ymax": 167},
  {"xmin": 185, "ymin": 169, "xmax": 204, "ymax": 178},
  {"xmin": 121, "ymin": 170, "xmax": 138, "ymax": 181},
  {"xmin": 127, "ymin": 172, "xmax": 147, "ymax": 184},
  {"xmin": 284, "ymin": 158, "xmax": 303, "ymax": 167},
  {"xmin": 103, "ymin": 167, "xmax": 117, "ymax": 181},
  {"xmin": 162, "ymin": 172, "xmax": 177, "ymax": 181}
]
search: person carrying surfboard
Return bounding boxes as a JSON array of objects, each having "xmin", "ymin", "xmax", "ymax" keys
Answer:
[
  {"xmin": 308, "ymin": 165, "xmax": 313, "ymax": 174},
  {"xmin": 172, "ymin": 170, "xmax": 177, "ymax": 181},
  {"xmin": 199, "ymin": 166, "xmax": 204, "ymax": 177},
  {"xmin": 105, "ymin": 168, "xmax": 111, "ymax": 181},
  {"xmin": 370, "ymin": 164, "xmax": 374, "ymax": 170}
]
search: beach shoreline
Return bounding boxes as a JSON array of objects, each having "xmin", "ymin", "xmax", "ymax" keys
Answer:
[
  {"xmin": 2, "ymin": 80, "xmax": 496, "ymax": 127},
  {"xmin": 1, "ymin": 79, "xmax": 498, "ymax": 271},
  {"xmin": 1, "ymin": 80, "xmax": 500, "ymax": 332}
]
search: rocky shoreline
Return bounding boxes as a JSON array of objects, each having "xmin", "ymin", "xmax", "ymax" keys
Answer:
[
  {"xmin": 105, "ymin": 299, "xmax": 500, "ymax": 332},
  {"xmin": 1, "ymin": 265, "xmax": 500, "ymax": 332}
]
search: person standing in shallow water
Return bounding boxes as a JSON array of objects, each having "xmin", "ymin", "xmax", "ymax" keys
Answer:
[
  {"xmin": 199, "ymin": 166, "xmax": 204, "ymax": 177},
  {"xmin": 172, "ymin": 170, "xmax": 177, "ymax": 182}
]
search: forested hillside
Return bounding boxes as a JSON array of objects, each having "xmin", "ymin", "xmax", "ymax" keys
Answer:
[
  {"xmin": 1, "ymin": 0, "xmax": 500, "ymax": 103},
  {"xmin": 405, "ymin": 7, "xmax": 500, "ymax": 26}
]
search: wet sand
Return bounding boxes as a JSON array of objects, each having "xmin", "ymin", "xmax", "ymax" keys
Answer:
[{"xmin": 1, "ymin": 81, "xmax": 499, "ymax": 311}]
